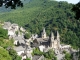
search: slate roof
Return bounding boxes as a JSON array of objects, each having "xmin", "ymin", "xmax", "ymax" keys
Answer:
[
  {"xmin": 3, "ymin": 22, "xmax": 11, "ymax": 29},
  {"xmin": 13, "ymin": 35, "xmax": 25, "ymax": 44},
  {"xmin": 14, "ymin": 46, "xmax": 25, "ymax": 52},
  {"xmin": 32, "ymin": 55, "xmax": 41, "ymax": 60},
  {"xmin": 32, "ymin": 55, "xmax": 44, "ymax": 60},
  {"xmin": 36, "ymin": 37, "xmax": 49, "ymax": 42},
  {"xmin": 11, "ymin": 23, "xmax": 18, "ymax": 27},
  {"xmin": 31, "ymin": 37, "xmax": 50, "ymax": 47}
]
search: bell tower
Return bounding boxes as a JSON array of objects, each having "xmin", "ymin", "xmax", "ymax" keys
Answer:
[
  {"xmin": 41, "ymin": 28, "xmax": 46, "ymax": 38},
  {"xmin": 56, "ymin": 31, "xmax": 60, "ymax": 49},
  {"xmin": 50, "ymin": 31, "xmax": 54, "ymax": 47}
]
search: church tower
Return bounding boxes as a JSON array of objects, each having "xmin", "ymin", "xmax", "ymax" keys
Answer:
[
  {"xmin": 49, "ymin": 31, "xmax": 54, "ymax": 48},
  {"xmin": 41, "ymin": 28, "xmax": 46, "ymax": 38},
  {"xmin": 56, "ymin": 31, "xmax": 60, "ymax": 49},
  {"xmin": 49, "ymin": 31, "xmax": 61, "ymax": 49}
]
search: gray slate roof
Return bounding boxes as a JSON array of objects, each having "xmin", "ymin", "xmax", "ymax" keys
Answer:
[
  {"xmin": 36, "ymin": 38, "xmax": 49, "ymax": 42},
  {"xmin": 13, "ymin": 35, "xmax": 25, "ymax": 44},
  {"xmin": 3, "ymin": 22, "xmax": 11, "ymax": 29},
  {"xmin": 32, "ymin": 38, "xmax": 50, "ymax": 47},
  {"xmin": 14, "ymin": 46, "xmax": 25, "ymax": 52},
  {"xmin": 32, "ymin": 55, "xmax": 44, "ymax": 60},
  {"xmin": 32, "ymin": 55, "xmax": 41, "ymax": 60}
]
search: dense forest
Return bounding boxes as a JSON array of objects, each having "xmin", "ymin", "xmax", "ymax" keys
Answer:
[{"xmin": 0, "ymin": 0, "xmax": 80, "ymax": 49}]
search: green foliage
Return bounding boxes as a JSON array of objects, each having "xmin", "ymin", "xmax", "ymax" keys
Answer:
[
  {"xmin": 0, "ymin": 48, "xmax": 12, "ymax": 60},
  {"xmin": 72, "ymin": 2, "xmax": 80, "ymax": 19},
  {"xmin": 0, "ymin": 28, "xmax": 8, "ymax": 39},
  {"xmin": 44, "ymin": 49, "xmax": 57, "ymax": 60},
  {"xmin": 32, "ymin": 48, "xmax": 43, "ymax": 56},
  {"xmin": 26, "ymin": 58, "xmax": 31, "ymax": 60},
  {"xmin": 0, "ymin": 24, "xmax": 20, "ymax": 60},
  {"xmin": 8, "ymin": 49, "xmax": 21, "ymax": 60},
  {"xmin": 63, "ymin": 50, "xmax": 67, "ymax": 54},
  {"xmin": 15, "ymin": 31, "xmax": 18, "ymax": 36},
  {"xmin": 32, "ymin": 48, "xmax": 57, "ymax": 60},
  {"xmin": 24, "ymin": 32, "xmax": 31, "ymax": 39},
  {"xmin": 61, "ymin": 30, "xmax": 79, "ymax": 49},
  {"xmin": 65, "ymin": 53, "xmax": 72, "ymax": 60},
  {"xmin": 0, "ymin": 39, "xmax": 20, "ymax": 60},
  {"xmin": 0, "ymin": 38, "xmax": 14, "ymax": 48}
]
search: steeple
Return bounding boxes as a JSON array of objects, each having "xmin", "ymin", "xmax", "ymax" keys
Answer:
[
  {"xmin": 57, "ymin": 31, "xmax": 60, "ymax": 39},
  {"xmin": 49, "ymin": 31, "xmax": 54, "ymax": 47},
  {"xmin": 43, "ymin": 28, "xmax": 46, "ymax": 34},
  {"xmin": 56, "ymin": 31, "xmax": 60, "ymax": 49},
  {"xmin": 50, "ymin": 31, "xmax": 54, "ymax": 42},
  {"xmin": 41, "ymin": 27, "xmax": 46, "ymax": 38}
]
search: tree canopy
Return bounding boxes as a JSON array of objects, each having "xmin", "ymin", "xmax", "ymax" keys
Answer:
[
  {"xmin": 0, "ymin": 38, "xmax": 13, "ymax": 48},
  {"xmin": 32, "ymin": 47, "xmax": 43, "ymax": 56},
  {"xmin": 0, "ymin": 48, "xmax": 12, "ymax": 60},
  {"xmin": 44, "ymin": 49, "xmax": 57, "ymax": 60},
  {"xmin": 24, "ymin": 32, "xmax": 31, "ymax": 39},
  {"xmin": 64, "ymin": 53, "xmax": 72, "ymax": 60},
  {"xmin": 72, "ymin": 2, "xmax": 80, "ymax": 19},
  {"xmin": 0, "ymin": 27, "xmax": 8, "ymax": 39},
  {"xmin": 8, "ymin": 49, "xmax": 22, "ymax": 60}
]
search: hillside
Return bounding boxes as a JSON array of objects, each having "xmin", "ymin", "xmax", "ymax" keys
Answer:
[{"xmin": 0, "ymin": 0, "xmax": 80, "ymax": 48}]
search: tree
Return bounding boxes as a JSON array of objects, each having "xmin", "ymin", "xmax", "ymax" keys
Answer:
[
  {"xmin": 0, "ymin": 48, "xmax": 12, "ymax": 60},
  {"xmin": 8, "ymin": 49, "xmax": 21, "ymax": 60},
  {"xmin": 63, "ymin": 50, "xmax": 67, "ymax": 54},
  {"xmin": 24, "ymin": 33, "xmax": 31, "ymax": 39},
  {"xmin": 72, "ymin": 2, "xmax": 80, "ymax": 19},
  {"xmin": 44, "ymin": 49, "xmax": 57, "ymax": 60},
  {"xmin": 0, "ymin": 38, "xmax": 14, "ymax": 48},
  {"xmin": 32, "ymin": 47, "xmax": 43, "ymax": 56},
  {"xmin": 65, "ymin": 53, "xmax": 72, "ymax": 60},
  {"xmin": 0, "ymin": 28, "xmax": 8, "ymax": 39},
  {"xmin": 26, "ymin": 58, "xmax": 31, "ymax": 60},
  {"xmin": 72, "ymin": 2, "xmax": 80, "ymax": 59}
]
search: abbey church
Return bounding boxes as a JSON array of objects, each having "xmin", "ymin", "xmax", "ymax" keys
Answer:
[{"xmin": 31, "ymin": 28, "xmax": 61, "ymax": 51}]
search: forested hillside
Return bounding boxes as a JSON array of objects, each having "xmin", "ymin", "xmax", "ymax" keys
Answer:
[{"xmin": 0, "ymin": 0, "xmax": 80, "ymax": 49}]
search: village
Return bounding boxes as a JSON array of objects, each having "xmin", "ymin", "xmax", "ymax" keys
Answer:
[{"xmin": 2, "ymin": 22, "xmax": 79, "ymax": 60}]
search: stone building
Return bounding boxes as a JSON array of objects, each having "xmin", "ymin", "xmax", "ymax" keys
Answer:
[
  {"xmin": 3, "ymin": 22, "xmax": 19, "ymax": 38},
  {"xmin": 31, "ymin": 28, "xmax": 71, "ymax": 54},
  {"xmin": 41, "ymin": 28, "xmax": 47, "ymax": 38},
  {"xmin": 32, "ymin": 28, "xmax": 61, "ymax": 51},
  {"xmin": 49, "ymin": 31, "xmax": 61, "ymax": 50}
]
